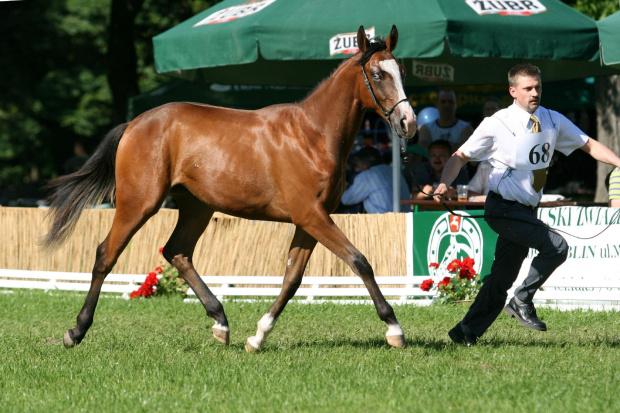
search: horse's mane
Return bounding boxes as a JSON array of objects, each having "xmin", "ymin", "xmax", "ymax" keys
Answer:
[
  {"xmin": 355, "ymin": 36, "xmax": 388, "ymax": 66},
  {"xmin": 300, "ymin": 36, "xmax": 388, "ymax": 102}
]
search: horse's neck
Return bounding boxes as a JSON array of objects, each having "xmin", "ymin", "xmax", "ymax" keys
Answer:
[{"xmin": 301, "ymin": 61, "xmax": 364, "ymax": 156}]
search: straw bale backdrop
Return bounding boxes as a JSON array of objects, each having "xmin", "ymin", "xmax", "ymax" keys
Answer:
[{"xmin": 1, "ymin": 208, "xmax": 407, "ymax": 277}]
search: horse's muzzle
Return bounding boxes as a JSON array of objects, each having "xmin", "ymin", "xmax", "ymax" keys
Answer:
[{"xmin": 394, "ymin": 106, "xmax": 417, "ymax": 139}]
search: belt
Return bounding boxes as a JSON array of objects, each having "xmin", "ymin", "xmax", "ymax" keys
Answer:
[{"xmin": 488, "ymin": 191, "xmax": 538, "ymax": 210}]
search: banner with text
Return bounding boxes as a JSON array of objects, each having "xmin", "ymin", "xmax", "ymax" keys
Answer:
[
  {"xmin": 409, "ymin": 207, "xmax": 620, "ymax": 281},
  {"xmin": 518, "ymin": 206, "xmax": 620, "ymax": 281}
]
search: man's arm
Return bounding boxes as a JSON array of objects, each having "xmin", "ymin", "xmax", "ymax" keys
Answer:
[
  {"xmin": 341, "ymin": 174, "xmax": 369, "ymax": 206},
  {"xmin": 433, "ymin": 151, "xmax": 471, "ymax": 202},
  {"xmin": 455, "ymin": 124, "xmax": 474, "ymax": 151},
  {"xmin": 580, "ymin": 138, "xmax": 620, "ymax": 168},
  {"xmin": 411, "ymin": 184, "xmax": 435, "ymax": 200}
]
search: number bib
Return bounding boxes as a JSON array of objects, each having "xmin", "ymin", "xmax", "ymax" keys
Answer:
[{"xmin": 496, "ymin": 130, "xmax": 556, "ymax": 171}]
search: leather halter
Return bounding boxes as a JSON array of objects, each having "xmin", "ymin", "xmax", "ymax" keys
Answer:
[{"xmin": 361, "ymin": 64, "xmax": 409, "ymax": 122}]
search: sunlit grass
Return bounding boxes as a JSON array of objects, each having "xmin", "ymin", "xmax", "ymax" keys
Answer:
[{"xmin": 0, "ymin": 290, "xmax": 618, "ymax": 412}]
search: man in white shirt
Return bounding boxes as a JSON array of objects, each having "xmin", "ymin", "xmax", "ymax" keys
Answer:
[
  {"xmin": 433, "ymin": 63, "xmax": 620, "ymax": 345},
  {"xmin": 417, "ymin": 90, "xmax": 474, "ymax": 152}
]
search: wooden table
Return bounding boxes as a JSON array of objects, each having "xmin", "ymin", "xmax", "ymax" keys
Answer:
[{"xmin": 400, "ymin": 199, "xmax": 606, "ymax": 213}]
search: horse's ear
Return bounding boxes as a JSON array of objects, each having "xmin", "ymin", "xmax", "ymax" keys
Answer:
[
  {"xmin": 386, "ymin": 25, "xmax": 398, "ymax": 52},
  {"xmin": 357, "ymin": 26, "xmax": 369, "ymax": 54}
]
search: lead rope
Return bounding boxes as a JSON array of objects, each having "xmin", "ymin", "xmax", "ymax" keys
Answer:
[{"xmin": 400, "ymin": 155, "xmax": 620, "ymax": 240}]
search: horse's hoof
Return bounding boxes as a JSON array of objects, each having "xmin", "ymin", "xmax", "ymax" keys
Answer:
[
  {"xmin": 63, "ymin": 330, "xmax": 76, "ymax": 348},
  {"xmin": 245, "ymin": 338, "xmax": 260, "ymax": 353},
  {"xmin": 212, "ymin": 327, "xmax": 229, "ymax": 345},
  {"xmin": 386, "ymin": 334, "xmax": 406, "ymax": 349}
]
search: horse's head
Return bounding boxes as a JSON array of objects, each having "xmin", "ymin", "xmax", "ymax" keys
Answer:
[{"xmin": 357, "ymin": 25, "xmax": 417, "ymax": 140}]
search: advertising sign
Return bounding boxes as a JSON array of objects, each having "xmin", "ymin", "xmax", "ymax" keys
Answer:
[
  {"xmin": 409, "ymin": 211, "xmax": 497, "ymax": 277},
  {"xmin": 409, "ymin": 207, "xmax": 620, "ymax": 285}
]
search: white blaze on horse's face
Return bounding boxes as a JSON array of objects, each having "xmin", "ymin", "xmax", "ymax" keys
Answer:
[{"xmin": 379, "ymin": 59, "xmax": 417, "ymax": 138}]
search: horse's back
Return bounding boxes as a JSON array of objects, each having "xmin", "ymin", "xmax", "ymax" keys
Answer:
[{"xmin": 117, "ymin": 102, "xmax": 300, "ymax": 219}]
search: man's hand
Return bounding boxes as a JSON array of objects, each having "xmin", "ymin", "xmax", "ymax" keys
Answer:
[{"xmin": 433, "ymin": 183, "xmax": 448, "ymax": 203}]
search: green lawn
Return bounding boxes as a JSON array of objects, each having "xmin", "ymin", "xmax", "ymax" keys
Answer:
[{"xmin": 0, "ymin": 289, "xmax": 618, "ymax": 412}]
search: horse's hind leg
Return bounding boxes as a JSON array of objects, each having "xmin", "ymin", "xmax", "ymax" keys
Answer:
[
  {"xmin": 162, "ymin": 191, "xmax": 229, "ymax": 345},
  {"xmin": 300, "ymin": 211, "xmax": 405, "ymax": 348},
  {"xmin": 63, "ymin": 203, "xmax": 159, "ymax": 348},
  {"xmin": 245, "ymin": 226, "xmax": 317, "ymax": 353}
]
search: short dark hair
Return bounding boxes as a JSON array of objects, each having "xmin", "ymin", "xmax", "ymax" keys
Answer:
[
  {"xmin": 428, "ymin": 139, "xmax": 452, "ymax": 154},
  {"xmin": 351, "ymin": 146, "xmax": 384, "ymax": 168},
  {"xmin": 508, "ymin": 63, "xmax": 541, "ymax": 87},
  {"xmin": 483, "ymin": 96, "xmax": 502, "ymax": 106}
]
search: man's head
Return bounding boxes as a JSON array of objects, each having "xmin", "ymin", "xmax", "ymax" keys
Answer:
[
  {"xmin": 482, "ymin": 96, "xmax": 502, "ymax": 118},
  {"xmin": 508, "ymin": 63, "xmax": 542, "ymax": 114},
  {"xmin": 435, "ymin": 90, "xmax": 458, "ymax": 120},
  {"xmin": 427, "ymin": 140, "xmax": 451, "ymax": 175},
  {"xmin": 351, "ymin": 146, "xmax": 384, "ymax": 171}
]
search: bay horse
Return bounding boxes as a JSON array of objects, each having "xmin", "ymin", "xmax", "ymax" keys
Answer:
[{"xmin": 43, "ymin": 26, "xmax": 416, "ymax": 352}]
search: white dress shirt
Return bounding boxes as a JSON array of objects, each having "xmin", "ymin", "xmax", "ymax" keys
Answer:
[{"xmin": 458, "ymin": 102, "xmax": 588, "ymax": 206}]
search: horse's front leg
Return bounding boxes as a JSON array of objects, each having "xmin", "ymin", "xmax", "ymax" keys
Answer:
[
  {"xmin": 163, "ymin": 195, "xmax": 229, "ymax": 345},
  {"xmin": 245, "ymin": 226, "xmax": 317, "ymax": 353},
  {"xmin": 301, "ymin": 211, "xmax": 406, "ymax": 348}
]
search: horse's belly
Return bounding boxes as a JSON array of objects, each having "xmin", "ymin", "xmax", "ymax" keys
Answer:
[{"xmin": 183, "ymin": 178, "xmax": 291, "ymax": 221}]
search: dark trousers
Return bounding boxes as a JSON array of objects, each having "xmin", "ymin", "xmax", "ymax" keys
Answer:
[{"xmin": 460, "ymin": 191, "xmax": 568, "ymax": 337}]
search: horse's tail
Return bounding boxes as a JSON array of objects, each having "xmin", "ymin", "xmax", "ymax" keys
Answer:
[{"xmin": 41, "ymin": 123, "xmax": 128, "ymax": 251}]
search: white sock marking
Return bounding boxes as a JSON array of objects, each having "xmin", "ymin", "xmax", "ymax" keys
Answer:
[
  {"xmin": 247, "ymin": 313, "xmax": 276, "ymax": 349},
  {"xmin": 386, "ymin": 323, "xmax": 404, "ymax": 337}
]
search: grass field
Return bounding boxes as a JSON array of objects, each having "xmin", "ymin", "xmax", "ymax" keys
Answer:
[{"xmin": 0, "ymin": 289, "xmax": 618, "ymax": 412}]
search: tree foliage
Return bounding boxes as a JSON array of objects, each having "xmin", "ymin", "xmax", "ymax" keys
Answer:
[
  {"xmin": 562, "ymin": 0, "xmax": 619, "ymax": 20},
  {"xmin": 0, "ymin": 0, "xmax": 215, "ymax": 204},
  {"xmin": 0, "ymin": 0, "xmax": 617, "ymax": 203}
]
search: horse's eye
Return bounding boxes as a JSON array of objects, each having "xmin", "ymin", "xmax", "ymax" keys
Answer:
[{"xmin": 372, "ymin": 72, "xmax": 381, "ymax": 81}]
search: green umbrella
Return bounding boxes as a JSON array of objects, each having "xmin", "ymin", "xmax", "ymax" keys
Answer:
[
  {"xmin": 154, "ymin": 0, "xmax": 615, "ymax": 86},
  {"xmin": 597, "ymin": 11, "xmax": 620, "ymax": 70}
]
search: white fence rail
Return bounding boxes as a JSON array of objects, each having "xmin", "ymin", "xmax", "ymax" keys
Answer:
[
  {"xmin": 1, "ymin": 269, "xmax": 619, "ymax": 310},
  {"xmin": 0, "ymin": 270, "xmax": 434, "ymax": 305}
]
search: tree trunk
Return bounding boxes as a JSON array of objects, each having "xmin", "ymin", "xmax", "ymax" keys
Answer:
[
  {"xmin": 595, "ymin": 74, "xmax": 620, "ymax": 202},
  {"xmin": 108, "ymin": 0, "xmax": 145, "ymax": 125}
]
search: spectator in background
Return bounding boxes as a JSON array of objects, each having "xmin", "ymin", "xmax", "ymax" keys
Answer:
[
  {"xmin": 467, "ymin": 160, "xmax": 492, "ymax": 201},
  {"xmin": 341, "ymin": 146, "xmax": 411, "ymax": 213},
  {"xmin": 467, "ymin": 97, "xmax": 504, "ymax": 198},
  {"xmin": 482, "ymin": 96, "xmax": 503, "ymax": 118},
  {"xmin": 410, "ymin": 139, "xmax": 468, "ymax": 200},
  {"xmin": 608, "ymin": 167, "xmax": 620, "ymax": 207},
  {"xmin": 63, "ymin": 142, "xmax": 89, "ymax": 174},
  {"xmin": 402, "ymin": 144, "xmax": 428, "ymax": 190},
  {"xmin": 417, "ymin": 90, "xmax": 474, "ymax": 152}
]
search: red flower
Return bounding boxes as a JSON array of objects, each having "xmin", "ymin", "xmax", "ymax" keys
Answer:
[
  {"xmin": 462, "ymin": 257, "xmax": 475, "ymax": 270},
  {"xmin": 446, "ymin": 259, "xmax": 461, "ymax": 274},
  {"xmin": 420, "ymin": 279, "xmax": 434, "ymax": 292},
  {"xmin": 428, "ymin": 262, "xmax": 440, "ymax": 269},
  {"xmin": 437, "ymin": 276, "xmax": 454, "ymax": 291},
  {"xmin": 155, "ymin": 266, "xmax": 163, "ymax": 274},
  {"xmin": 457, "ymin": 257, "xmax": 476, "ymax": 280},
  {"xmin": 158, "ymin": 247, "xmax": 164, "ymax": 254},
  {"xmin": 129, "ymin": 271, "xmax": 160, "ymax": 299}
]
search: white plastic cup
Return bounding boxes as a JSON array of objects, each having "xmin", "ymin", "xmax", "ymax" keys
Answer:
[{"xmin": 457, "ymin": 185, "xmax": 468, "ymax": 202}]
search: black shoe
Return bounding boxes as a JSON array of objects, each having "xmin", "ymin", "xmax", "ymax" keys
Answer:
[
  {"xmin": 504, "ymin": 297, "xmax": 547, "ymax": 331},
  {"xmin": 448, "ymin": 323, "xmax": 478, "ymax": 346}
]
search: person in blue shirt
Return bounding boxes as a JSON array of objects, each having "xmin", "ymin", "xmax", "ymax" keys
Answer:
[{"xmin": 341, "ymin": 146, "xmax": 410, "ymax": 213}]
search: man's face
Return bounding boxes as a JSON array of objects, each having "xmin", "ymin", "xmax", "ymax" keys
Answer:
[
  {"xmin": 483, "ymin": 101, "xmax": 501, "ymax": 117},
  {"xmin": 428, "ymin": 145, "xmax": 450, "ymax": 173},
  {"xmin": 435, "ymin": 91, "xmax": 457, "ymax": 118},
  {"xmin": 510, "ymin": 75, "xmax": 541, "ymax": 114}
]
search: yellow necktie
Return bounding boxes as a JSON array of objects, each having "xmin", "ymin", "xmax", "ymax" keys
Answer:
[{"xmin": 530, "ymin": 115, "xmax": 547, "ymax": 192}]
